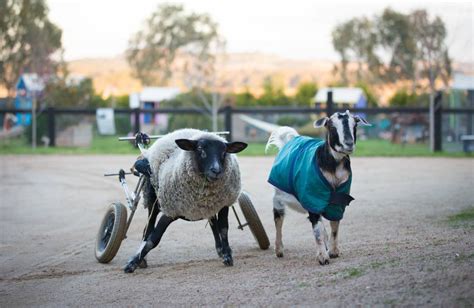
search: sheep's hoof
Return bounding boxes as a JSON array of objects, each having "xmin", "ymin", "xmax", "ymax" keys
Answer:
[
  {"xmin": 329, "ymin": 252, "xmax": 339, "ymax": 259},
  {"xmin": 276, "ymin": 251, "xmax": 284, "ymax": 258},
  {"xmin": 223, "ymin": 255, "xmax": 233, "ymax": 266},
  {"xmin": 138, "ymin": 258, "xmax": 148, "ymax": 268},
  {"xmin": 124, "ymin": 257, "xmax": 139, "ymax": 273}
]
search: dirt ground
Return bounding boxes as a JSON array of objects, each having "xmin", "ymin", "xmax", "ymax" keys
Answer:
[{"xmin": 0, "ymin": 155, "xmax": 473, "ymax": 306}]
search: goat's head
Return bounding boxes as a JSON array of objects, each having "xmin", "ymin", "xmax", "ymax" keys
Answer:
[
  {"xmin": 175, "ymin": 138, "xmax": 247, "ymax": 182},
  {"xmin": 314, "ymin": 110, "xmax": 370, "ymax": 155}
]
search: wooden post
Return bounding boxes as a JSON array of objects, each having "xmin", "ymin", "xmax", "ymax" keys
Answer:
[
  {"xmin": 326, "ymin": 90, "xmax": 334, "ymax": 117},
  {"xmin": 133, "ymin": 108, "xmax": 140, "ymax": 133},
  {"xmin": 224, "ymin": 106, "xmax": 233, "ymax": 142},
  {"xmin": 47, "ymin": 107, "xmax": 56, "ymax": 147},
  {"xmin": 32, "ymin": 97, "xmax": 36, "ymax": 150},
  {"xmin": 433, "ymin": 91, "xmax": 443, "ymax": 152}
]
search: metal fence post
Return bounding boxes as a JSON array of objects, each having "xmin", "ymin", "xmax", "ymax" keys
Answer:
[
  {"xmin": 133, "ymin": 108, "xmax": 140, "ymax": 133},
  {"xmin": 224, "ymin": 106, "xmax": 233, "ymax": 142},
  {"xmin": 47, "ymin": 107, "xmax": 56, "ymax": 147},
  {"xmin": 433, "ymin": 91, "xmax": 443, "ymax": 152},
  {"xmin": 326, "ymin": 90, "xmax": 334, "ymax": 117}
]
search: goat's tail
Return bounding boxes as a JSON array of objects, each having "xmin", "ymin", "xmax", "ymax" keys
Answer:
[{"xmin": 265, "ymin": 126, "xmax": 299, "ymax": 154}]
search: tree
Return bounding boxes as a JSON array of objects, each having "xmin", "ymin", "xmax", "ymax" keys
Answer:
[
  {"xmin": 126, "ymin": 4, "xmax": 220, "ymax": 86},
  {"xmin": 294, "ymin": 82, "xmax": 317, "ymax": 106},
  {"xmin": 332, "ymin": 21, "xmax": 354, "ymax": 85},
  {"xmin": 332, "ymin": 17, "xmax": 380, "ymax": 83},
  {"xmin": 0, "ymin": 0, "xmax": 62, "ymax": 96},
  {"xmin": 258, "ymin": 76, "xmax": 290, "ymax": 106},
  {"xmin": 377, "ymin": 8, "xmax": 417, "ymax": 86}
]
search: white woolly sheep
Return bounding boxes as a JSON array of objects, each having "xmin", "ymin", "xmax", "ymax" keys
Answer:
[{"xmin": 124, "ymin": 128, "xmax": 247, "ymax": 273}]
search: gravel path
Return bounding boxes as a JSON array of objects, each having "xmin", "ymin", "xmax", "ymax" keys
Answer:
[{"xmin": 0, "ymin": 155, "xmax": 473, "ymax": 306}]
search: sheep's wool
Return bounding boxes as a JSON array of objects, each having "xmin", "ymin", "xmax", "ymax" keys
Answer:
[
  {"xmin": 144, "ymin": 129, "xmax": 241, "ymax": 221},
  {"xmin": 268, "ymin": 136, "xmax": 352, "ymax": 221}
]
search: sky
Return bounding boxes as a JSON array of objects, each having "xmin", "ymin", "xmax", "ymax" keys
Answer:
[{"xmin": 48, "ymin": 0, "xmax": 473, "ymax": 63}]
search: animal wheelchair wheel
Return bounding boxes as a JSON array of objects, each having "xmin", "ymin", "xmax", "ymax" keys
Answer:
[
  {"xmin": 238, "ymin": 191, "xmax": 270, "ymax": 250},
  {"xmin": 95, "ymin": 202, "xmax": 128, "ymax": 263}
]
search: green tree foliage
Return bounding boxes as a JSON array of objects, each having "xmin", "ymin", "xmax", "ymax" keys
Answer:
[
  {"xmin": 0, "ymin": 0, "xmax": 62, "ymax": 95},
  {"xmin": 294, "ymin": 82, "xmax": 318, "ymax": 106},
  {"xmin": 126, "ymin": 4, "xmax": 220, "ymax": 86},
  {"xmin": 258, "ymin": 76, "xmax": 290, "ymax": 106},
  {"xmin": 331, "ymin": 21, "xmax": 354, "ymax": 84},
  {"xmin": 331, "ymin": 8, "xmax": 451, "ymax": 93},
  {"xmin": 410, "ymin": 10, "xmax": 451, "ymax": 92},
  {"xmin": 234, "ymin": 89, "xmax": 256, "ymax": 107},
  {"xmin": 377, "ymin": 8, "xmax": 417, "ymax": 83},
  {"xmin": 43, "ymin": 77, "xmax": 109, "ymax": 108},
  {"xmin": 389, "ymin": 89, "xmax": 430, "ymax": 107},
  {"xmin": 354, "ymin": 81, "xmax": 378, "ymax": 107}
]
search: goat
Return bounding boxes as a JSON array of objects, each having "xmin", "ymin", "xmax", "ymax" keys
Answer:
[{"xmin": 266, "ymin": 110, "xmax": 370, "ymax": 265}]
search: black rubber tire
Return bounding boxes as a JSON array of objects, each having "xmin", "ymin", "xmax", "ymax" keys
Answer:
[
  {"xmin": 238, "ymin": 191, "xmax": 270, "ymax": 250},
  {"xmin": 95, "ymin": 202, "xmax": 128, "ymax": 263}
]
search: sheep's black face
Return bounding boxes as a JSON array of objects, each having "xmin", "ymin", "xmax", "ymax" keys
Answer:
[
  {"xmin": 175, "ymin": 138, "xmax": 247, "ymax": 182},
  {"xmin": 314, "ymin": 110, "xmax": 370, "ymax": 155}
]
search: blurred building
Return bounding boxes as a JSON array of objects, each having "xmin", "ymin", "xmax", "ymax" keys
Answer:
[
  {"xmin": 129, "ymin": 87, "xmax": 181, "ymax": 133},
  {"xmin": 15, "ymin": 73, "xmax": 45, "ymax": 126},
  {"xmin": 314, "ymin": 87, "xmax": 368, "ymax": 109}
]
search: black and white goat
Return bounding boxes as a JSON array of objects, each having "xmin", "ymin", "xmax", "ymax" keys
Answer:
[{"xmin": 266, "ymin": 110, "xmax": 370, "ymax": 265}]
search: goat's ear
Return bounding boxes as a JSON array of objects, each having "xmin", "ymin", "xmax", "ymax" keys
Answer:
[
  {"xmin": 314, "ymin": 117, "xmax": 329, "ymax": 128},
  {"xmin": 175, "ymin": 139, "xmax": 198, "ymax": 151},
  {"xmin": 354, "ymin": 115, "xmax": 371, "ymax": 126},
  {"xmin": 226, "ymin": 142, "xmax": 247, "ymax": 153}
]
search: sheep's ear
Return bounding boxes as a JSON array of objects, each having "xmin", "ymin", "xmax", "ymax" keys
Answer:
[
  {"xmin": 175, "ymin": 139, "xmax": 198, "ymax": 151},
  {"xmin": 354, "ymin": 115, "xmax": 371, "ymax": 126},
  {"xmin": 314, "ymin": 117, "xmax": 329, "ymax": 128},
  {"xmin": 226, "ymin": 142, "xmax": 247, "ymax": 153}
]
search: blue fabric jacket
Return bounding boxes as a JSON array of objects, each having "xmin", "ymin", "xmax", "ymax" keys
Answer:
[{"xmin": 268, "ymin": 136, "xmax": 352, "ymax": 221}]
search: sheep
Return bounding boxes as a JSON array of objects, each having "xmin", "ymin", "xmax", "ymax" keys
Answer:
[
  {"xmin": 124, "ymin": 128, "xmax": 247, "ymax": 273},
  {"xmin": 266, "ymin": 110, "xmax": 370, "ymax": 265}
]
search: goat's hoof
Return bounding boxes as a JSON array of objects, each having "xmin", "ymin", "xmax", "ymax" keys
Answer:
[
  {"xmin": 138, "ymin": 258, "xmax": 148, "ymax": 268},
  {"xmin": 319, "ymin": 259, "xmax": 330, "ymax": 265},
  {"xmin": 329, "ymin": 252, "xmax": 339, "ymax": 259},
  {"xmin": 223, "ymin": 255, "xmax": 233, "ymax": 266},
  {"xmin": 317, "ymin": 252, "xmax": 330, "ymax": 265},
  {"xmin": 216, "ymin": 247, "xmax": 224, "ymax": 258},
  {"xmin": 124, "ymin": 257, "xmax": 139, "ymax": 273}
]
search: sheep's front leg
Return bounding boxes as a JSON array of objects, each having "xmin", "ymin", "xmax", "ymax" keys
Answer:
[
  {"xmin": 124, "ymin": 214, "xmax": 175, "ymax": 273},
  {"xmin": 273, "ymin": 197, "xmax": 285, "ymax": 258},
  {"xmin": 309, "ymin": 213, "xmax": 330, "ymax": 265},
  {"xmin": 329, "ymin": 220, "xmax": 340, "ymax": 258},
  {"xmin": 217, "ymin": 206, "xmax": 233, "ymax": 266},
  {"xmin": 209, "ymin": 215, "xmax": 223, "ymax": 258}
]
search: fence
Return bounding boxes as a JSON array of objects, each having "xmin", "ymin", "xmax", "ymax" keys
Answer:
[{"xmin": 1, "ymin": 91, "xmax": 473, "ymax": 151}]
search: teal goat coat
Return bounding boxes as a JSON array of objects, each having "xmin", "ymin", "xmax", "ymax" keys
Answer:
[{"xmin": 268, "ymin": 136, "xmax": 353, "ymax": 221}]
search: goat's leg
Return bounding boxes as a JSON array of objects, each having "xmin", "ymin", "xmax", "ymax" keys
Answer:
[
  {"xmin": 273, "ymin": 196, "xmax": 285, "ymax": 258},
  {"xmin": 124, "ymin": 214, "xmax": 175, "ymax": 273},
  {"xmin": 329, "ymin": 220, "xmax": 340, "ymax": 258},
  {"xmin": 209, "ymin": 215, "xmax": 223, "ymax": 258},
  {"xmin": 309, "ymin": 213, "xmax": 330, "ymax": 265},
  {"xmin": 217, "ymin": 206, "xmax": 233, "ymax": 266}
]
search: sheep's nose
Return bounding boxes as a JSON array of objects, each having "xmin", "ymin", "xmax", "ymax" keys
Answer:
[{"xmin": 210, "ymin": 166, "xmax": 222, "ymax": 175}]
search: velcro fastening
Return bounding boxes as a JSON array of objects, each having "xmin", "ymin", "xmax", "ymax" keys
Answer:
[{"xmin": 330, "ymin": 192, "xmax": 354, "ymax": 206}]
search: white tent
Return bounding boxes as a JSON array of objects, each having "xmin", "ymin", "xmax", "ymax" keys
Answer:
[
  {"xmin": 139, "ymin": 87, "xmax": 181, "ymax": 102},
  {"xmin": 314, "ymin": 87, "xmax": 366, "ymax": 105}
]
